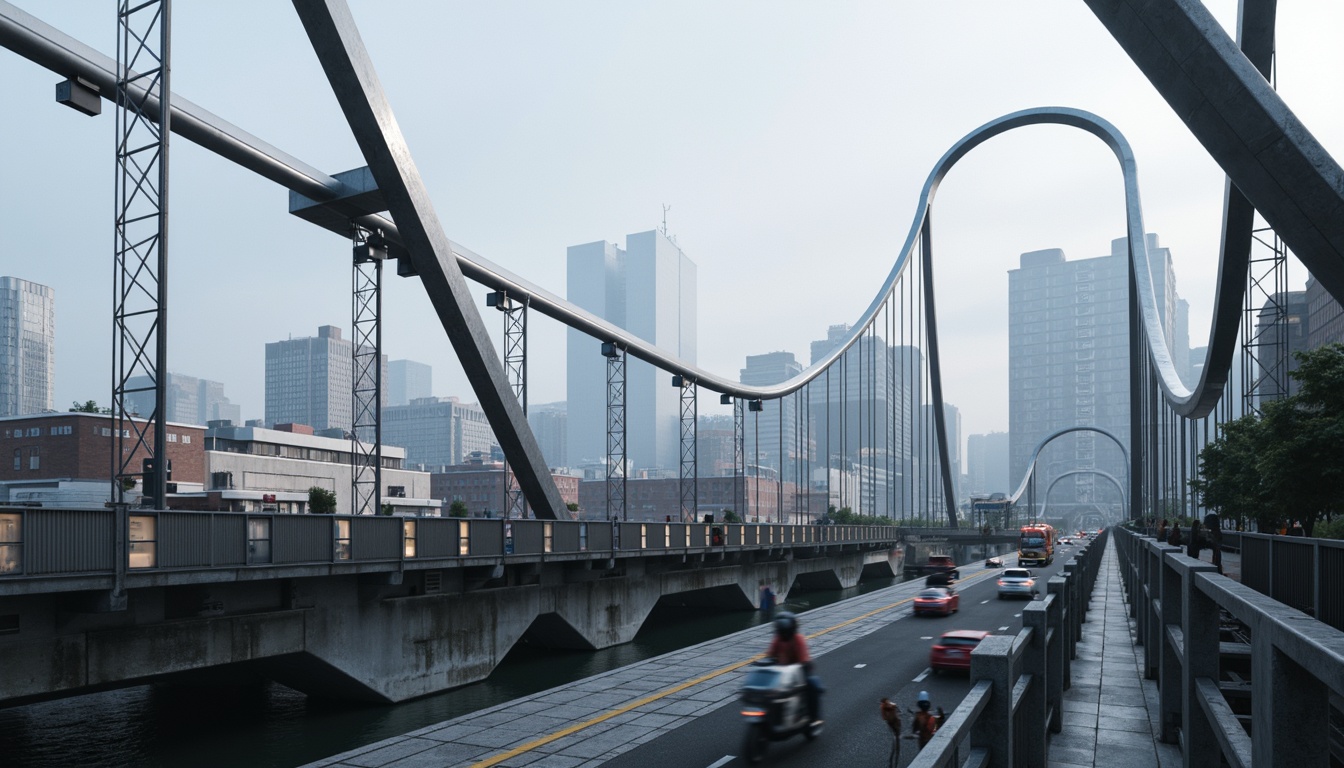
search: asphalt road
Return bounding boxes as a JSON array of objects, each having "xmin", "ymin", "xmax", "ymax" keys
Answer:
[{"xmin": 602, "ymin": 541, "xmax": 1086, "ymax": 768}]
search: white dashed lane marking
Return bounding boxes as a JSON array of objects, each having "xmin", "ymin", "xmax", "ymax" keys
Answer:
[
  {"xmin": 855, "ymin": 664, "xmax": 867, "ymax": 668},
  {"xmin": 998, "ymin": 626, "xmax": 1010, "ymax": 631},
  {"xmin": 913, "ymin": 668, "xmax": 931, "ymax": 682}
]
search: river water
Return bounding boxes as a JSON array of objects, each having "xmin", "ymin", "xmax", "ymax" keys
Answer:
[{"xmin": 1, "ymin": 574, "xmax": 920, "ymax": 768}]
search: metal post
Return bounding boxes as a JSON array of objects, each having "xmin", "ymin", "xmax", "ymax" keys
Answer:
[
  {"xmin": 676, "ymin": 375, "xmax": 697, "ymax": 522},
  {"xmin": 489, "ymin": 290, "xmax": 528, "ymax": 519},
  {"xmin": 734, "ymin": 397, "xmax": 745, "ymax": 521},
  {"xmin": 603, "ymin": 342, "xmax": 626, "ymax": 521},
  {"xmin": 351, "ymin": 227, "xmax": 384, "ymax": 516},
  {"xmin": 112, "ymin": 0, "xmax": 170, "ymax": 509}
]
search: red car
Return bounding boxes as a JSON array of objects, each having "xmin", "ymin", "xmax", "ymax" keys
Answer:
[
  {"xmin": 913, "ymin": 587, "xmax": 960, "ymax": 616},
  {"xmin": 930, "ymin": 629, "xmax": 990, "ymax": 671}
]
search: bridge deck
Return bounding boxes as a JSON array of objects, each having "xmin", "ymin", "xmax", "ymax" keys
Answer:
[{"xmin": 300, "ymin": 540, "xmax": 1175, "ymax": 768}]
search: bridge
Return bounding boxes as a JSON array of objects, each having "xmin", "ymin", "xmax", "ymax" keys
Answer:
[{"xmin": 1, "ymin": 0, "xmax": 1344, "ymax": 765}]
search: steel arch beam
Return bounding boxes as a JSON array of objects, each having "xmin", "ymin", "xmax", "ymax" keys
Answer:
[
  {"xmin": 1008, "ymin": 425, "xmax": 1131, "ymax": 513},
  {"xmin": 1040, "ymin": 469, "xmax": 1127, "ymax": 523},
  {"xmin": 1084, "ymin": 0, "xmax": 1344, "ymax": 307},
  {"xmin": 290, "ymin": 0, "xmax": 567, "ymax": 519}
]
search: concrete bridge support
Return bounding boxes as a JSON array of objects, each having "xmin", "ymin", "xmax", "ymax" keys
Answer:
[{"xmin": 0, "ymin": 548, "xmax": 898, "ymax": 706}]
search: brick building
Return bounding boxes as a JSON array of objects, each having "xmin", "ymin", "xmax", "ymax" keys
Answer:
[
  {"xmin": 0, "ymin": 412, "xmax": 205, "ymax": 507},
  {"xmin": 432, "ymin": 457, "xmax": 580, "ymax": 518}
]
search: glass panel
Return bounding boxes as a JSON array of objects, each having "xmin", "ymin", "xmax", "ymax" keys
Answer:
[
  {"xmin": 579, "ymin": 522, "xmax": 588, "ymax": 552},
  {"xmin": 0, "ymin": 513, "xmax": 19, "ymax": 543},
  {"xmin": 0, "ymin": 544, "xmax": 20, "ymax": 575},
  {"xmin": 403, "ymin": 520, "xmax": 417, "ymax": 558},
  {"xmin": 247, "ymin": 518, "xmax": 270, "ymax": 541},
  {"xmin": 248, "ymin": 540, "xmax": 271, "ymax": 565},
  {"xmin": 129, "ymin": 515, "xmax": 157, "ymax": 569},
  {"xmin": 459, "ymin": 520, "xmax": 470, "ymax": 556},
  {"xmin": 335, "ymin": 518, "xmax": 351, "ymax": 561},
  {"xmin": 543, "ymin": 522, "xmax": 553, "ymax": 554}
]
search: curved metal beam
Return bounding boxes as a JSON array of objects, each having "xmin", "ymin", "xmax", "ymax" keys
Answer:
[
  {"xmin": 1040, "ymin": 469, "xmax": 1127, "ymax": 522},
  {"xmin": 1007, "ymin": 425, "xmax": 1131, "ymax": 513}
]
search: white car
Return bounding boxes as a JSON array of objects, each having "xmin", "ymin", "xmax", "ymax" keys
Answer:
[{"xmin": 997, "ymin": 568, "xmax": 1038, "ymax": 600}]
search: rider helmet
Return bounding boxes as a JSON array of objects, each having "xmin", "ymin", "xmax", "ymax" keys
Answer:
[
  {"xmin": 773, "ymin": 611, "xmax": 798, "ymax": 640},
  {"xmin": 917, "ymin": 691, "xmax": 931, "ymax": 710}
]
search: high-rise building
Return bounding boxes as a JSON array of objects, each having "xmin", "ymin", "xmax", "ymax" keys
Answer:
[
  {"xmin": 264, "ymin": 325, "xmax": 386, "ymax": 432},
  {"xmin": 919, "ymin": 402, "xmax": 962, "ymax": 508},
  {"xmin": 388, "ymin": 360, "xmax": 432, "ymax": 407},
  {"xmin": 1305, "ymin": 275, "xmax": 1344, "ymax": 350},
  {"xmin": 807, "ymin": 323, "xmax": 923, "ymax": 517},
  {"xmin": 1250, "ymin": 290, "xmax": 1310, "ymax": 406},
  {"xmin": 741, "ymin": 351, "xmax": 802, "ymax": 473},
  {"xmin": 527, "ymin": 401, "xmax": 568, "ymax": 468},
  {"xmin": 382, "ymin": 396, "xmax": 496, "ymax": 470},
  {"xmin": 566, "ymin": 229, "xmax": 696, "ymax": 473},
  {"xmin": 966, "ymin": 431, "xmax": 1010, "ymax": 496},
  {"xmin": 1007, "ymin": 234, "xmax": 1186, "ymax": 513},
  {"xmin": 0, "ymin": 277, "xmax": 55, "ymax": 417},
  {"xmin": 125, "ymin": 372, "xmax": 241, "ymax": 426}
]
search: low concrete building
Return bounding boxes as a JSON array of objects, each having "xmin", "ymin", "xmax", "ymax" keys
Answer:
[{"xmin": 178, "ymin": 422, "xmax": 437, "ymax": 515}]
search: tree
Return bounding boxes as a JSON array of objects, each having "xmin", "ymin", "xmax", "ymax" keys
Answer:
[
  {"xmin": 448, "ymin": 500, "xmax": 470, "ymax": 518},
  {"xmin": 566, "ymin": 502, "xmax": 579, "ymax": 513},
  {"xmin": 308, "ymin": 486, "xmax": 337, "ymax": 514},
  {"xmin": 70, "ymin": 400, "xmax": 110, "ymax": 414},
  {"xmin": 1192, "ymin": 344, "xmax": 1344, "ymax": 534},
  {"xmin": 721, "ymin": 509, "xmax": 741, "ymax": 523}
]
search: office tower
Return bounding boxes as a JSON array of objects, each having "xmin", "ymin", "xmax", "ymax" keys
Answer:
[
  {"xmin": 125, "ymin": 372, "xmax": 241, "ymax": 426},
  {"xmin": 1250, "ymin": 290, "xmax": 1310, "ymax": 406},
  {"xmin": 388, "ymin": 360, "xmax": 432, "ymax": 407},
  {"xmin": 0, "ymin": 277, "xmax": 55, "ymax": 417},
  {"xmin": 1008, "ymin": 234, "xmax": 1186, "ymax": 514},
  {"xmin": 566, "ymin": 229, "xmax": 696, "ymax": 474},
  {"xmin": 807, "ymin": 323, "xmax": 922, "ymax": 516},
  {"xmin": 264, "ymin": 325, "xmax": 386, "ymax": 432},
  {"xmin": 527, "ymin": 401, "xmax": 568, "ymax": 468},
  {"xmin": 695, "ymin": 413, "xmax": 736, "ymax": 478},
  {"xmin": 382, "ymin": 395, "xmax": 496, "ymax": 470},
  {"xmin": 919, "ymin": 401, "xmax": 962, "ymax": 507},
  {"xmin": 967, "ymin": 431, "xmax": 1010, "ymax": 496},
  {"xmin": 740, "ymin": 351, "xmax": 802, "ymax": 473},
  {"xmin": 1306, "ymin": 275, "xmax": 1344, "ymax": 350}
]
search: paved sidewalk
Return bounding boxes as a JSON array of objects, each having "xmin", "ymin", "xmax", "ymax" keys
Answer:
[
  {"xmin": 303, "ymin": 565, "xmax": 1007, "ymax": 768},
  {"xmin": 1047, "ymin": 540, "xmax": 1180, "ymax": 768}
]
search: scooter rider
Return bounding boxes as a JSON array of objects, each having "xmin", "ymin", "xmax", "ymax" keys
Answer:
[{"xmin": 766, "ymin": 611, "xmax": 821, "ymax": 725}]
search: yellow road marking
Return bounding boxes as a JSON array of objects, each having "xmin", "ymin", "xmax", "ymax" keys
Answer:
[{"xmin": 469, "ymin": 568, "xmax": 997, "ymax": 767}]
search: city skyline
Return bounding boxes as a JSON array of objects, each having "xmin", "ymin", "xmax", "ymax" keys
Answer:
[{"xmin": 2, "ymin": 1, "xmax": 1342, "ymax": 452}]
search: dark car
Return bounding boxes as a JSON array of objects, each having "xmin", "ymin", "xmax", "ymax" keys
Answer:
[
  {"xmin": 925, "ymin": 555, "xmax": 960, "ymax": 579},
  {"xmin": 930, "ymin": 629, "xmax": 990, "ymax": 672},
  {"xmin": 913, "ymin": 587, "xmax": 960, "ymax": 617}
]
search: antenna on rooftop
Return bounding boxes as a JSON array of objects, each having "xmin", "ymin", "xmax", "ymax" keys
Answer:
[{"xmin": 661, "ymin": 204, "xmax": 671, "ymax": 236}]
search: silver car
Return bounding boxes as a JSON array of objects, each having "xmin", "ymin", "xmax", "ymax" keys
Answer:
[{"xmin": 997, "ymin": 568, "xmax": 1038, "ymax": 599}]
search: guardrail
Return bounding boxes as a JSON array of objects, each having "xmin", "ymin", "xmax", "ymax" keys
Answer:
[
  {"xmin": 1113, "ymin": 526, "xmax": 1344, "ymax": 767},
  {"xmin": 908, "ymin": 530, "xmax": 1108, "ymax": 767},
  {"xmin": 0, "ymin": 506, "xmax": 898, "ymax": 581}
]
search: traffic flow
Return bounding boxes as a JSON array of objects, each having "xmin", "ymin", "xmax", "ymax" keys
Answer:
[{"xmin": 602, "ymin": 540, "xmax": 1086, "ymax": 767}]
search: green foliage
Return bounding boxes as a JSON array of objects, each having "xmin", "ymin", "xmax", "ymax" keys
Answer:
[
  {"xmin": 1313, "ymin": 517, "xmax": 1344, "ymax": 540},
  {"xmin": 308, "ymin": 486, "xmax": 337, "ymax": 514},
  {"xmin": 825, "ymin": 506, "xmax": 895, "ymax": 526},
  {"xmin": 70, "ymin": 400, "xmax": 110, "ymax": 414},
  {"xmin": 566, "ymin": 502, "xmax": 579, "ymax": 512},
  {"xmin": 380, "ymin": 504, "xmax": 394, "ymax": 516},
  {"xmin": 448, "ymin": 500, "xmax": 470, "ymax": 518},
  {"xmin": 1192, "ymin": 343, "xmax": 1344, "ymax": 534},
  {"xmin": 721, "ymin": 509, "xmax": 741, "ymax": 523}
]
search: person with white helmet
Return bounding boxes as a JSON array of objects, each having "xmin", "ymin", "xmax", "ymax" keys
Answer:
[{"xmin": 911, "ymin": 691, "xmax": 945, "ymax": 749}]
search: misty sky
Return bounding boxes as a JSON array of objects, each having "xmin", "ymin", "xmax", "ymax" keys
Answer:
[{"xmin": 2, "ymin": 1, "xmax": 1341, "ymax": 455}]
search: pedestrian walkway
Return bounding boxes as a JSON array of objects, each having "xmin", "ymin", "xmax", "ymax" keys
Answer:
[{"xmin": 1047, "ymin": 540, "xmax": 1180, "ymax": 768}]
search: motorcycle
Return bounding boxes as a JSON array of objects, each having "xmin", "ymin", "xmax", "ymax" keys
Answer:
[{"xmin": 739, "ymin": 659, "xmax": 821, "ymax": 763}]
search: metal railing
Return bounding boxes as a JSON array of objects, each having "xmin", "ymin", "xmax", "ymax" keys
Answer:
[
  {"xmin": 0, "ymin": 507, "xmax": 899, "ymax": 584},
  {"xmin": 909, "ymin": 530, "xmax": 1108, "ymax": 767},
  {"xmin": 1114, "ymin": 526, "xmax": 1344, "ymax": 767}
]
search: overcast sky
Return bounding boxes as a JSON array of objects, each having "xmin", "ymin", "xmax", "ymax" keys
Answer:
[{"xmin": 2, "ymin": 1, "xmax": 1342, "ymax": 454}]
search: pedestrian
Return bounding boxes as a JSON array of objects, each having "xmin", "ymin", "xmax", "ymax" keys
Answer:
[
  {"xmin": 879, "ymin": 697, "xmax": 901, "ymax": 767},
  {"xmin": 1289, "ymin": 520, "xmax": 1306, "ymax": 536},
  {"xmin": 759, "ymin": 580, "xmax": 776, "ymax": 619},
  {"xmin": 1188, "ymin": 519, "xmax": 1203, "ymax": 560},
  {"xmin": 1167, "ymin": 524, "xmax": 1183, "ymax": 548},
  {"xmin": 1204, "ymin": 513, "xmax": 1223, "ymax": 573},
  {"xmin": 911, "ymin": 691, "xmax": 943, "ymax": 750},
  {"xmin": 1156, "ymin": 518, "xmax": 1168, "ymax": 542}
]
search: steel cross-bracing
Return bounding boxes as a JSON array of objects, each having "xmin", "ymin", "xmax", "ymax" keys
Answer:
[
  {"xmin": 603, "ymin": 343, "xmax": 627, "ymax": 522},
  {"xmin": 488, "ymin": 290, "xmax": 528, "ymax": 519},
  {"xmin": 350, "ymin": 226, "xmax": 384, "ymax": 517},
  {"xmin": 111, "ymin": 0, "xmax": 170, "ymax": 509},
  {"xmin": 676, "ymin": 376, "xmax": 697, "ymax": 523},
  {"xmin": 732, "ymin": 396, "xmax": 745, "ymax": 521}
]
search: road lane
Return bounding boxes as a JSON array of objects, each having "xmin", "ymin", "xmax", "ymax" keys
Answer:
[{"xmin": 599, "ymin": 544, "xmax": 1083, "ymax": 768}]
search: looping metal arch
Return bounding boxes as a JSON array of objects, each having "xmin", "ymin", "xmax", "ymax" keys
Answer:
[
  {"xmin": 1008, "ymin": 425, "xmax": 1131, "ymax": 512},
  {"xmin": 1041, "ymin": 469, "xmax": 1127, "ymax": 523}
]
